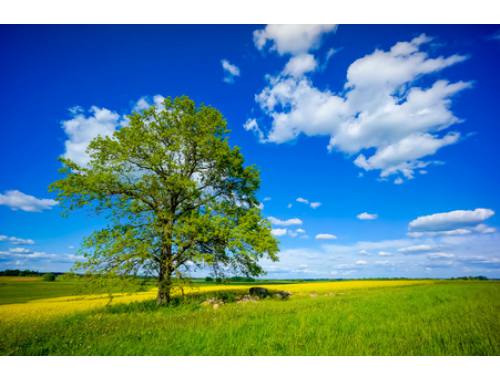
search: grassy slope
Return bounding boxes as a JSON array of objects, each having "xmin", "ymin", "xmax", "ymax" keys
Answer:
[
  {"xmin": 1, "ymin": 280, "xmax": 499, "ymax": 355},
  {"xmin": 0, "ymin": 277, "xmax": 84, "ymax": 304}
]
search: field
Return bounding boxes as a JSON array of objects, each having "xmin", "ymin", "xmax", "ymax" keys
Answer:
[{"xmin": 0, "ymin": 276, "xmax": 499, "ymax": 355}]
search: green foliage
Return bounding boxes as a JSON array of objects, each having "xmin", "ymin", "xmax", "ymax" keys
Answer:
[
  {"xmin": 49, "ymin": 96, "xmax": 279, "ymax": 302},
  {"xmin": 42, "ymin": 273, "xmax": 56, "ymax": 282},
  {"xmin": 0, "ymin": 269, "xmax": 42, "ymax": 277},
  {"xmin": 204, "ymin": 276, "xmax": 214, "ymax": 282},
  {"xmin": 1, "ymin": 281, "xmax": 499, "ymax": 355}
]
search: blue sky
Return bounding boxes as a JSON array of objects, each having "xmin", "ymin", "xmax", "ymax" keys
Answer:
[{"xmin": 1, "ymin": 25, "xmax": 499, "ymax": 278}]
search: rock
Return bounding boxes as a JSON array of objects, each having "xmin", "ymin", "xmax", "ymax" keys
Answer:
[
  {"xmin": 249, "ymin": 287, "xmax": 270, "ymax": 299},
  {"xmin": 237, "ymin": 295, "xmax": 259, "ymax": 303},
  {"xmin": 272, "ymin": 291, "xmax": 291, "ymax": 300},
  {"xmin": 201, "ymin": 297, "xmax": 224, "ymax": 308}
]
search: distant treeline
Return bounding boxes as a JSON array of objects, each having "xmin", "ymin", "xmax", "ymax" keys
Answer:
[
  {"xmin": 0, "ymin": 269, "xmax": 494, "ymax": 281},
  {"xmin": 0, "ymin": 269, "xmax": 65, "ymax": 277},
  {"xmin": 204, "ymin": 276, "xmax": 256, "ymax": 283}
]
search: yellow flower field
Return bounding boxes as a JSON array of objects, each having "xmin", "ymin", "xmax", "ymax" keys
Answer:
[{"xmin": 0, "ymin": 279, "xmax": 434, "ymax": 324}]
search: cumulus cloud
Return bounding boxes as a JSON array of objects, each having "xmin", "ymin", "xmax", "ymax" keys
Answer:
[
  {"xmin": 259, "ymin": 232, "xmax": 500, "ymax": 279},
  {"xmin": 268, "ymin": 216, "xmax": 303, "ymax": 226},
  {"xmin": 295, "ymin": 197, "xmax": 321, "ymax": 209},
  {"xmin": 9, "ymin": 247, "xmax": 32, "ymax": 253},
  {"xmin": 408, "ymin": 208, "xmax": 495, "ymax": 236},
  {"xmin": 288, "ymin": 228, "xmax": 307, "ymax": 238},
  {"xmin": 357, "ymin": 212, "xmax": 378, "ymax": 220},
  {"xmin": 315, "ymin": 233, "xmax": 337, "ymax": 240},
  {"xmin": 271, "ymin": 228, "xmax": 287, "ymax": 237},
  {"xmin": 62, "ymin": 95, "xmax": 170, "ymax": 168},
  {"xmin": 248, "ymin": 33, "xmax": 471, "ymax": 182},
  {"xmin": 133, "ymin": 95, "xmax": 165, "ymax": 112},
  {"xmin": 221, "ymin": 59, "xmax": 241, "ymax": 83},
  {"xmin": 253, "ymin": 24, "xmax": 337, "ymax": 55},
  {"xmin": 0, "ymin": 234, "xmax": 35, "ymax": 245},
  {"xmin": 426, "ymin": 252, "xmax": 455, "ymax": 259},
  {"xmin": 283, "ymin": 54, "xmax": 318, "ymax": 77},
  {"xmin": 0, "ymin": 249, "xmax": 82, "ymax": 271},
  {"xmin": 243, "ymin": 119, "xmax": 265, "ymax": 142},
  {"xmin": 0, "ymin": 190, "xmax": 57, "ymax": 212},
  {"xmin": 61, "ymin": 106, "xmax": 121, "ymax": 167},
  {"xmin": 398, "ymin": 244, "xmax": 434, "ymax": 253}
]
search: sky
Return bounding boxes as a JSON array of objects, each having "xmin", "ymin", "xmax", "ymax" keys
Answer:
[{"xmin": 1, "ymin": 25, "xmax": 500, "ymax": 278}]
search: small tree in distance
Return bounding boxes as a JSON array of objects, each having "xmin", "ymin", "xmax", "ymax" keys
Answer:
[
  {"xmin": 42, "ymin": 273, "xmax": 56, "ymax": 282},
  {"xmin": 50, "ymin": 96, "xmax": 279, "ymax": 305}
]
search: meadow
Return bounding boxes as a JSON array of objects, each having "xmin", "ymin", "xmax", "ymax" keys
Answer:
[{"xmin": 0, "ymin": 276, "xmax": 499, "ymax": 355}]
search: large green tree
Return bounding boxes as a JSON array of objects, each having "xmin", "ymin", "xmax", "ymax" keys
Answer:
[{"xmin": 50, "ymin": 96, "xmax": 279, "ymax": 304}]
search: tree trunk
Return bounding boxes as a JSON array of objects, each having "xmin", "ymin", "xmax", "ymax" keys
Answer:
[
  {"xmin": 157, "ymin": 240, "xmax": 173, "ymax": 305},
  {"xmin": 157, "ymin": 267, "xmax": 172, "ymax": 305}
]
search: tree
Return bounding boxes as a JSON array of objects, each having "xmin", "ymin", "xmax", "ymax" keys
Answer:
[
  {"xmin": 50, "ymin": 96, "xmax": 279, "ymax": 304},
  {"xmin": 42, "ymin": 273, "xmax": 56, "ymax": 282}
]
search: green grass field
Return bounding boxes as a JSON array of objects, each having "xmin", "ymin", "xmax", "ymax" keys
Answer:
[{"xmin": 1, "ymin": 277, "xmax": 499, "ymax": 355}]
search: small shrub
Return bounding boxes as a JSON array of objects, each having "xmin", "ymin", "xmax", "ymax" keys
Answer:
[{"xmin": 42, "ymin": 273, "xmax": 56, "ymax": 282}]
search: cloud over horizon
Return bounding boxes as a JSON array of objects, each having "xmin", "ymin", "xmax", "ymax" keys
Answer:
[
  {"xmin": 246, "ymin": 32, "xmax": 471, "ymax": 183},
  {"xmin": 0, "ymin": 190, "xmax": 57, "ymax": 212}
]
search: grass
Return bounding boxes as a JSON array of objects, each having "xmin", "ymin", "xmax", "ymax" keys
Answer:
[{"xmin": 0, "ymin": 278, "xmax": 499, "ymax": 355}]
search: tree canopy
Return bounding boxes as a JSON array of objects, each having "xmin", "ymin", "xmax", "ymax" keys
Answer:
[{"xmin": 50, "ymin": 96, "xmax": 279, "ymax": 304}]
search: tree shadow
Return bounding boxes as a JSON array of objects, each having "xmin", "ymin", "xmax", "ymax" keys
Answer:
[
  {"xmin": 101, "ymin": 287, "xmax": 290, "ymax": 315},
  {"xmin": 101, "ymin": 288, "xmax": 248, "ymax": 314}
]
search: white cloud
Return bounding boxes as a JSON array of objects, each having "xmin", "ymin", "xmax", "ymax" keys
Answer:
[
  {"xmin": 0, "ymin": 249, "xmax": 82, "ymax": 270},
  {"xmin": 357, "ymin": 212, "xmax": 378, "ymax": 220},
  {"xmin": 263, "ymin": 197, "xmax": 272, "ymax": 202},
  {"xmin": 315, "ymin": 233, "xmax": 337, "ymax": 240},
  {"xmin": 221, "ymin": 59, "xmax": 241, "ymax": 83},
  {"xmin": 283, "ymin": 54, "xmax": 318, "ymax": 77},
  {"xmin": 474, "ymin": 224, "xmax": 496, "ymax": 234},
  {"xmin": 0, "ymin": 234, "xmax": 35, "ymax": 245},
  {"xmin": 249, "ymin": 34, "xmax": 471, "ymax": 182},
  {"xmin": 409, "ymin": 208, "xmax": 495, "ymax": 232},
  {"xmin": 408, "ymin": 229, "xmax": 472, "ymax": 238},
  {"xmin": 398, "ymin": 244, "xmax": 434, "ymax": 253},
  {"xmin": 295, "ymin": 197, "xmax": 321, "ymax": 209},
  {"xmin": 378, "ymin": 251, "xmax": 392, "ymax": 256},
  {"xmin": 133, "ymin": 97, "xmax": 150, "ymax": 112},
  {"xmin": 427, "ymin": 252, "xmax": 455, "ymax": 259},
  {"xmin": 268, "ymin": 216, "xmax": 303, "ymax": 226},
  {"xmin": 259, "ymin": 232, "xmax": 500, "ymax": 279},
  {"xmin": 0, "ymin": 190, "xmax": 58, "ymax": 212},
  {"xmin": 243, "ymin": 119, "xmax": 265, "ymax": 142},
  {"xmin": 288, "ymin": 228, "xmax": 307, "ymax": 238},
  {"xmin": 394, "ymin": 178, "xmax": 404, "ymax": 185},
  {"xmin": 61, "ymin": 106, "xmax": 121, "ymax": 167},
  {"xmin": 9, "ymin": 247, "xmax": 31, "ymax": 253},
  {"xmin": 257, "ymin": 202, "xmax": 264, "ymax": 210},
  {"xmin": 271, "ymin": 228, "xmax": 287, "ymax": 237},
  {"xmin": 355, "ymin": 260, "xmax": 368, "ymax": 265},
  {"xmin": 408, "ymin": 222, "xmax": 497, "ymax": 238},
  {"xmin": 133, "ymin": 95, "xmax": 165, "ymax": 113},
  {"xmin": 253, "ymin": 24, "xmax": 337, "ymax": 55}
]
